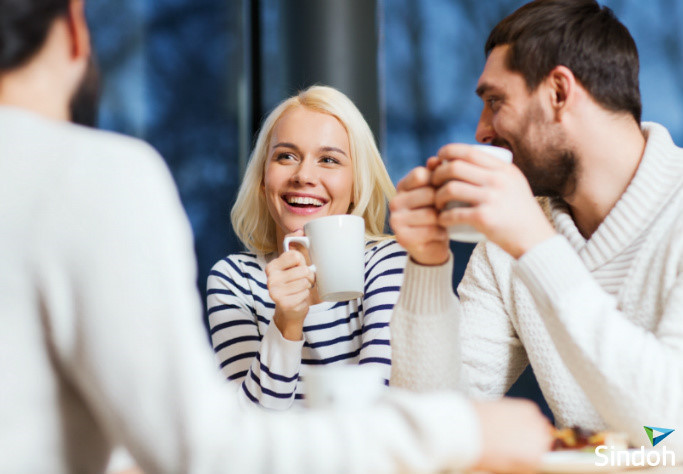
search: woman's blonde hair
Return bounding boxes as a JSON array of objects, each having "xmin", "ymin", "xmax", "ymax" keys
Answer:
[{"xmin": 231, "ymin": 85, "xmax": 395, "ymax": 254}]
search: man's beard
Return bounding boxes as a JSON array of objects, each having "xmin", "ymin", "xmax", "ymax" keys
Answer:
[
  {"xmin": 513, "ymin": 139, "xmax": 577, "ymax": 198},
  {"xmin": 493, "ymin": 106, "xmax": 578, "ymax": 199},
  {"xmin": 69, "ymin": 55, "xmax": 101, "ymax": 127}
]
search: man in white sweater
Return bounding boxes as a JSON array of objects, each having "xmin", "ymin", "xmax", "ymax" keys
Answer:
[
  {"xmin": 390, "ymin": 0, "xmax": 683, "ymax": 456},
  {"xmin": 0, "ymin": 0, "xmax": 553, "ymax": 472}
]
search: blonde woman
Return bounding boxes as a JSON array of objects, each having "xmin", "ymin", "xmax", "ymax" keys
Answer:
[{"xmin": 207, "ymin": 85, "xmax": 407, "ymax": 409}]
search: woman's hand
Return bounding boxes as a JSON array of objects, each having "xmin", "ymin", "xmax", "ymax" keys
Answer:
[{"xmin": 266, "ymin": 233, "xmax": 316, "ymax": 341}]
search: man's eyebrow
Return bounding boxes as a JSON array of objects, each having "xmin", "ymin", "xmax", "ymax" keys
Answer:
[{"xmin": 475, "ymin": 83, "xmax": 490, "ymax": 97}]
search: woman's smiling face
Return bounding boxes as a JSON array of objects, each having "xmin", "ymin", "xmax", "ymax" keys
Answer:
[{"xmin": 263, "ymin": 106, "xmax": 354, "ymax": 250}]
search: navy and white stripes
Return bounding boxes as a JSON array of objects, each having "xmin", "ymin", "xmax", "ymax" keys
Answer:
[{"xmin": 207, "ymin": 239, "xmax": 406, "ymax": 409}]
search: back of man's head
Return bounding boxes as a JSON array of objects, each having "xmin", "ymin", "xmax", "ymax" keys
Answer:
[
  {"xmin": 0, "ymin": 0, "xmax": 100, "ymax": 126},
  {"xmin": 486, "ymin": 0, "xmax": 641, "ymax": 124},
  {"xmin": 0, "ymin": 0, "xmax": 70, "ymax": 72}
]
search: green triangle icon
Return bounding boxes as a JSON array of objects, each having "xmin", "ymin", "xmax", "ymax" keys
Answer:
[{"xmin": 644, "ymin": 426, "xmax": 654, "ymax": 446}]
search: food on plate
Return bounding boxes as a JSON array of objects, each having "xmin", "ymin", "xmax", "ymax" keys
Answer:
[{"xmin": 552, "ymin": 427, "xmax": 629, "ymax": 452}]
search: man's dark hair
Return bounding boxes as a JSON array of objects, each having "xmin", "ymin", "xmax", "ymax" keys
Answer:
[
  {"xmin": 485, "ymin": 0, "xmax": 641, "ymax": 123},
  {"xmin": 0, "ymin": 0, "xmax": 70, "ymax": 71},
  {"xmin": 0, "ymin": 1, "xmax": 101, "ymax": 127}
]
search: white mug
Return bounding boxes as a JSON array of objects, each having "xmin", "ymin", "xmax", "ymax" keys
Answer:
[
  {"xmin": 304, "ymin": 365, "xmax": 386, "ymax": 410},
  {"xmin": 283, "ymin": 214, "xmax": 365, "ymax": 302},
  {"xmin": 445, "ymin": 145, "xmax": 513, "ymax": 242}
]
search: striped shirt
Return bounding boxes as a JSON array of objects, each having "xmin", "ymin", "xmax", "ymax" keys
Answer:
[{"xmin": 207, "ymin": 239, "xmax": 407, "ymax": 409}]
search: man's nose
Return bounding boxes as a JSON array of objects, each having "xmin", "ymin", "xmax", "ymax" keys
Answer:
[{"xmin": 475, "ymin": 108, "xmax": 495, "ymax": 144}]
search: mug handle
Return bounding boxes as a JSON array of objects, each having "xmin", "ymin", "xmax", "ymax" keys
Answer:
[{"xmin": 282, "ymin": 236, "xmax": 316, "ymax": 272}]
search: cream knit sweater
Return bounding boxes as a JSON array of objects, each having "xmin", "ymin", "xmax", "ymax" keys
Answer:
[
  {"xmin": 1, "ymin": 106, "xmax": 483, "ymax": 473},
  {"xmin": 391, "ymin": 122, "xmax": 683, "ymax": 454}
]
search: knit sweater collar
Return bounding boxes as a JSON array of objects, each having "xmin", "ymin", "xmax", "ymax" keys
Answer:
[{"xmin": 548, "ymin": 122, "xmax": 683, "ymax": 270}]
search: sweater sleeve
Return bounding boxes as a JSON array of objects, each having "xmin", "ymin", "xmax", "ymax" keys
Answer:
[
  {"xmin": 207, "ymin": 257, "xmax": 304, "ymax": 410},
  {"xmin": 43, "ymin": 137, "xmax": 484, "ymax": 473},
  {"xmin": 515, "ymin": 235, "xmax": 683, "ymax": 452},
  {"xmin": 359, "ymin": 240, "xmax": 407, "ymax": 384},
  {"xmin": 390, "ymin": 254, "xmax": 462, "ymax": 391},
  {"xmin": 390, "ymin": 243, "xmax": 530, "ymax": 396}
]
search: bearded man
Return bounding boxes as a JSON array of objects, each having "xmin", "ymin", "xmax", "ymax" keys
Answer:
[{"xmin": 389, "ymin": 0, "xmax": 683, "ymax": 455}]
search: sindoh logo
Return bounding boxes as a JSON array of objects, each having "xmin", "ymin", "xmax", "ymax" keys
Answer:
[
  {"xmin": 643, "ymin": 426, "xmax": 675, "ymax": 447},
  {"xmin": 595, "ymin": 426, "xmax": 676, "ymax": 468}
]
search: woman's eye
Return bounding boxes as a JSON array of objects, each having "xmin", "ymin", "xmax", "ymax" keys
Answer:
[
  {"xmin": 276, "ymin": 152, "xmax": 295, "ymax": 162},
  {"xmin": 320, "ymin": 156, "xmax": 340, "ymax": 165}
]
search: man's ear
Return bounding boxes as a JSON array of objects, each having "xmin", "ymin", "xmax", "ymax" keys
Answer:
[
  {"xmin": 66, "ymin": 0, "xmax": 90, "ymax": 60},
  {"xmin": 546, "ymin": 65, "xmax": 576, "ymax": 118}
]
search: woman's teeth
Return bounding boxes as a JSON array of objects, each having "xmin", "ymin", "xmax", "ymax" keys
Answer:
[{"xmin": 286, "ymin": 196, "xmax": 324, "ymax": 207}]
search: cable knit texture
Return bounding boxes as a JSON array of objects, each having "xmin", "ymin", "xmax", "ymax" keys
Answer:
[{"xmin": 391, "ymin": 122, "xmax": 683, "ymax": 454}]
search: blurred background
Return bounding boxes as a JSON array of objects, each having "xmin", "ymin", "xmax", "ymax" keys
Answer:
[{"xmin": 85, "ymin": 0, "xmax": 683, "ymax": 419}]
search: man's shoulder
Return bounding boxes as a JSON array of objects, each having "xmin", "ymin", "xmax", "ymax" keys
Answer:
[
  {"xmin": 60, "ymin": 123, "xmax": 162, "ymax": 171},
  {"xmin": 1, "ymin": 110, "xmax": 174, "ymax": 210},
  {"xmin": 656, "ymin": 187, "xmax": 683, "ymax": 239},
  {"xmin": 55, "ymin": 128, "xmax": 176, "ymax": 219},
  {"xmin": 1, "ymin": 108, "xmax": 158, "ymax": 163},
  {"xmin": 4, "ymin": 113, "xmax": 169, "ymax": 193}
]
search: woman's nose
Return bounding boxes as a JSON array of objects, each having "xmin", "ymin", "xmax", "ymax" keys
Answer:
[{"xmin": 291, "ymin": 159, "xmax": 317, "ymax": 185}]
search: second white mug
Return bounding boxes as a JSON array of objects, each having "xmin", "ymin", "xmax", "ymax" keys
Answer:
[
  {"xmin": 445, "ymin": 144, "xmax": 513, "ymax": 242},
  {"xmin": 283, "ymin": 214, "xmax": 365, "ymax": 302},
  {"xmin": 304, "ymin": 364, "xmax": 386, "ymax": 410}
]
